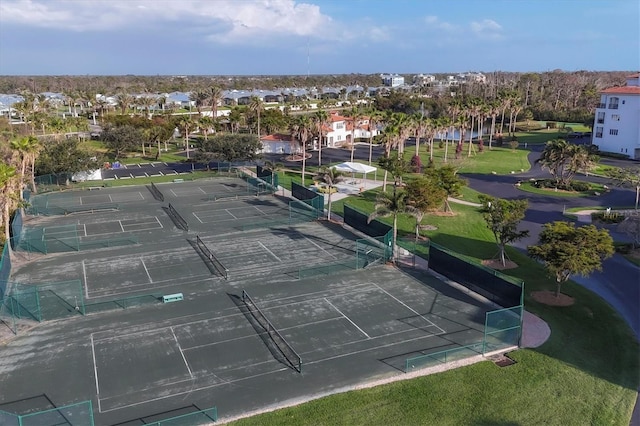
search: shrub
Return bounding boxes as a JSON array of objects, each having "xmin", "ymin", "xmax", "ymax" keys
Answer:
[
  {"xmin": 570, "ymin": 181, "xmax": 591, "ymax": 192},
  {"xmin": 592, "ymin": 211, "xmax": 625, "ymax": 224},
  {"xmin": 547, "ymin": 121, "xmax": 557, "ymax": 129}
]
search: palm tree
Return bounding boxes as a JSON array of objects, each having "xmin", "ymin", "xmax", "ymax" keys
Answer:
[
  {"xmin": 209, "ymin": 86, "xmax": 223, "ymax": 120},
  {"xmin": 177, "ymin": 116, "xmax": 193, "ymax": 159},
  {"xmin": 10, "ymin": 136, "xmax": 40, "ymax": 195},
  {"xmin": 367, "ymin": 185, "xmax": 411, "ymax": 262},
  {"xmin": 314, "ymin": 109, "xmax": 329, "ymax": 167},
  {"xmin": 198, "ymin": 116, "xmax": 214, "ymax": 141},
  {"xmin": 248, "ymin": 96, "xmax": 264, "ymax": 137},
  {"xmin": 367, "ymin": 109, "xmax": 383, "ymax": 166},
  {"xmin": 487, "ymin": 99, "xmax": 500, "ymax": 149},
  {"xmin": 313, "ymin": 166, "xmax": 345, "ymax": 222},
  {"xmin": 0, "ymin": 162, "xmax": 17, "ymax": 246},
  {"xmin": 347, "ymin": 107, "xmax": 363, "ymax": 163},
  {"xmin": 190, "ymin": 90, "xmax": 209, "ymax": 117},
  {"xmin": 116, "ymin": 93, "xmax": 134, "ymax": 115}
]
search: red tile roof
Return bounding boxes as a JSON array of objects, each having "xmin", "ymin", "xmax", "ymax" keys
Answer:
[
  {"xmin": 600, "ymin": 86, "xmax": 640, "ymax": 95},
  {"xmin": 626, "ymin": 73, "xmax": 640, "ymax": 78},
  {"xmin": 261, "ymin": 133, "xmax": 294, "ymax": 142}
]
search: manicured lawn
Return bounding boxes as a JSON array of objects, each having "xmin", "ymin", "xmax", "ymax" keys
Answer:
[
  {"xmin": 517, "ymin": 181, "xmax": 607, "ymax": 197},
  {"xmin": 70, "ymin": 170, "xmax": 221, "ymax": 189},
  {"xmin": 228, "ymin": 184, "xmax": 639, "ymax": 425},
  {"xmin": 414, "ymin": 145, "xmax": 530, "ymax": 175}
]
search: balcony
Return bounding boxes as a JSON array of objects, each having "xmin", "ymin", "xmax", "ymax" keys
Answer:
[
  {"xmin": 595, "ymin": 132, "xmax": 603, "ymax": 138},
  {"xmin": 597, "ymin": 103, "xmax": 606, "ymax": 109},
  {"xmin": 608, "ymin": 104, "xmax": 619, "ymax": 109},
  {"xmin": 597, "ymin": 119, "xmax": 604, "ymax": 124}
]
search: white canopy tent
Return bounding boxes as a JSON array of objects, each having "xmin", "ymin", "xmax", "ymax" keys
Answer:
[{"xmin": 332, "ymin": 162, "xmax": 377, "ymax": 181}]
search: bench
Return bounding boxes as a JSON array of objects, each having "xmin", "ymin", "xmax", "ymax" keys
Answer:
[
  {"xmin": 173, "ymin": 178, "xmax": 184, "ymax": 183},
  {"xmin": 162, "ymin": 293, "xmax": 184, "ymax": 303}
]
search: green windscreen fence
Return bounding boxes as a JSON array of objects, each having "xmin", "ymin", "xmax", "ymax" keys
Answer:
[
  {"xmin": 0, "ymin": 244, "xmax": 10, "ymax": 299},
  {"xmin": 0, "ymin": 400, "xmax": 94, "ymax": 426},
  {"xmin": 343, "ymin": 204, "xmax": 392, "ymax": 238}
]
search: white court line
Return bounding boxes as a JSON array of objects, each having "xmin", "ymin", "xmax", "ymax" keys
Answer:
[
  {"xmin": 137, "ymin": 191, "xmax": 144, "ymax": 200},
  {"xmin": 169, "ymin": 188, "xmax": 178, "ymax": 197},
  {"xmin": 171, "ymin": 327, "xmax": 194, "ymax": 378},
  {"xmin": 82, "ymin": 260, "xmax": 89, "ymax": 298},
  {"xmin": 198, "ymin": 187, "xmax": 206, "ymax": 194},
  {"xmin": 98, "ymin": 365, "xmax": 289, "ymax": 413},
  {"xmin": 140, "ymin": 258, "xmax": 153, "ymax": 283},
  {"xmin": 225, "ymin": 209, "xmax": 238, "ymax": 219},
  {"xmin": 90, "ymin": 334, "xmax": 102, "ymax": 412},
  {"xmin": 259, "ymin": 241, "xmax": 281, "ymax": 262},
  {"xmin": 109, "ymin": 194, "xmax": 113, "ymax": 202},
  {"xmin": 83, "ymin": 223, "xmax": 87, "ymax": 237},
  {"xmin": 304, "ymin": 236, "xmax": 337, "ymax": 259},
  {"xmin": 253, "ymin": 206, "xmax": 269, "ymax": 216},
  {"xmin": 155, "ymin": 216, "xmax": 164, "ymax": 229},
  {"xmin": 373, "ymin": 283, "xmax": 446, "ymax": 334},
  {"xmin": 192, "ymin": 212, "xmax": 203, "ymax": 223},
  {"xmin": 118, "ymin": 220, "xmax": 125, "ymax": 232},
  {"xmin": 324, "ymin": 298, "xmax": 370, "ymax": 338}
]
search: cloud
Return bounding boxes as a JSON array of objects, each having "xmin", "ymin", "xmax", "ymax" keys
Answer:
[
  {"xmin": 424, "ymin": 15, "xmax": 457, "ymax": 32},
  {"xmin": 470, "ymin": 19, "xmax": 503, "ymax": 39},
  {"xmin": 0, "ymin": 0, "xmax": 344, "ymax": 41}
]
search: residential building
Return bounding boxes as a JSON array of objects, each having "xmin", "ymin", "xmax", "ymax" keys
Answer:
[
  {"xmin": 259, "ymin": 133, "xmax": 300, "ymax": 155},
  {"xmin": 593, "ymin": 73, "xmax": 640, "ymax": 160},
  {"xmin": 380, "ymin": 73, "xmax": 405, "ymax": 87},
  {"xmin": 413, "ymin": 74, "xmax": 436, "ymax": 86}
]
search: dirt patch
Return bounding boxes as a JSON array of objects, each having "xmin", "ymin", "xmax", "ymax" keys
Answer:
[
  {"xmin": 481, "ymin": 259, "xmax": 518, "ymax": 270},
  {"xmin": 531, "ymin": 290, "xmax": 575, "ymax": 307}
]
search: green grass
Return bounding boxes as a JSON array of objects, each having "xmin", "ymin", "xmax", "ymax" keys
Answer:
[
  {"xmin": 517, "ymin": 181, "xmax": 607, "ymax": 197},
  {"xmin": 69, "ymin": 170, "xmax": 221, "ymax": 189},
  {"xmin": 414, "ymin": 145, "xmax": 530, "ymax": 175},
  {"xmin": 228, "ymin": 183, "xmax": 639, "ymax": 426}
]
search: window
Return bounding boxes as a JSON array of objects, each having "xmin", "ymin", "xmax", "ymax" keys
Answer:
[
  {"xmin": 608, "ymin": 97, "xmax": 619, "ymax": 109},
  {"xmin": 597, "ymin": 112, "xmax": 605, "ymax": 124},
  {"xmin": 611, "ymin": 114, "xmax": 620, "ymax": 121},
  {"xmin": 595, "ymin": 127, "xmax": 603, "ymax": 138},
  {"xmin": 336, "ymin": 122, "xmax": 344, "ymax": 129},
  {"xmin": 609, "ymin": 129, "xmax": 618, "ymax": 136}
]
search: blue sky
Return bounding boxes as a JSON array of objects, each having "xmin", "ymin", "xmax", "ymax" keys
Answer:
[{"xmin": 0, "ymin": 0, "xmax": 638, "ymax": 75}]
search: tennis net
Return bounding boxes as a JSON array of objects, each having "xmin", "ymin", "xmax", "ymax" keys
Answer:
[
  {"xmin": 167, "ymin": 203, "xmax": 189, "ymax": 231},
  {"xmin": 241, "ymin": 290, "xmax": 301, "ymax": 372},
  {"xmin": 149, "ymin": 182, "xmax": 164, "ymax": 201},
  {"xmin": 196, "ymin": 235, "xmax": 228, "ymax": 279}
]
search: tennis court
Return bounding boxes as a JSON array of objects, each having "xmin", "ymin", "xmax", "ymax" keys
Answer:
[{"xmin": 1, "ymin": 177, "xmax": 508, "ymax": 425}]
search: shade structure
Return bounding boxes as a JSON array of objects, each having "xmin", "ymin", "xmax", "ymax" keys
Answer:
[{"xmin": 333, "ymin": 162, "xmax": 377, "ymax": 174}]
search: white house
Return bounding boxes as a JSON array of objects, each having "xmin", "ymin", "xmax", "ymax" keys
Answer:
[
  {"xmin": 380, "ymin": 73, "xmax": 405, "ymax": 87},
  {"xmin": 260, "ymin": 133, "xmax": 300, "ymax": 155},
  {"xmin": 593, "ymin": 73, "xmax": 640, "ymax": 160}
]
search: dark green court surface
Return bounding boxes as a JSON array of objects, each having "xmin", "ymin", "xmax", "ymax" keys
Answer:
[{"xmin": 1, "ymin": 179, "xmax": 503, "ymax": 425}]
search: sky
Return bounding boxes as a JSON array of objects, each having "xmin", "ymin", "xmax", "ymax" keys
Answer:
[{"xmin": 0, "ymin": 0, "xmax": 638, "ymax": 76}]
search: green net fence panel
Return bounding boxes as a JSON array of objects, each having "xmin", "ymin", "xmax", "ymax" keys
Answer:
[
  {"xmin": 289, "ymin": 199, "xmax": 320, "ymax": 223},
  {"xmin": 9, "ymin": 210, "xmax": 23, "ymax": 251},
  {"xmin": 355, "ymin": 232, "xmax": 393, "ymax": 267},
  {"xmin": 84, "ymin": 293, "xmax": 162, "ymax": 314},
  {"xmin": 3, "ymin": 288, "xmax": 41, "ymax": 322},
  {"xmin": 11, "ymin": 280, "xmax": 85, "ymax": 321},
  {"xmin": 0, "ymin": 400, "xmax": 94, "ymax": 426},
  {"xmin": 404, "ymin": 342, "xmax": 485, "ymax": 372},
  {"xmin": 78, "ymin": 234, "xmax": 139, "ymax": 250},
  {"xmin": 242, "ymin": 290, "xmax": 302, "ymax": 372},
  {"xmin": 144, "ymin": 407, "xmax": 218, "ymax": 426},
  {"xmin": 196, "ymin": 236, "xmax": 229, "ymax": 279},
  {"xmin": 0, "ymin": 244, "xmax": 10, "ymax": 299},
  {"xmin": 19, "ymin": 224, "xmax": 79, "ymax": 254},
  {"xmin": 34, "ymin": 173, "xmax": 75, "ymax": 193},
  {"xmin": 484, "ymin": 305, "xmax": 523, "ymax": 353},
  {"xmin": 297, "ymin": 259, "xmax": 357, "ymax": 279},
  {"xmin": 240, "ymin": 217, "xmax": 290, "ymax": 231}
]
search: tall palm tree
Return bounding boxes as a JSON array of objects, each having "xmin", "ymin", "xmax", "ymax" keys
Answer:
[
  {"xmin": 177, "ymin": 116, "xmax": 193, "ymax": 159},
  {"xmin": 116, "ymin": 93, "xmax": 134, "ymax": 115},
  {"xmin": 10, "ymin": 135, "xmax": 40, "ymax": 195},
  {"xmin": 248, "ymin": 96, "xmax": 264, "ymax": 137},
  {"xmin": 313, "ymin": 166, "xmax": 345, "ymax": 221},
  {"xmin": 0, "ymin": 162, "xmax": 17, "ymax": 246},
  {"xmin": 367, "ymin": 185, "xmax": 411, "ymax": 262},
  {"xmin": 209, "ymin": 86, "xmax": 223, "ymax": 120},
  {"xmin": 367, "ymin": 109, "xmax": 383, "ymax": 166},
  {"xmin": 347, "ymin": 107, "xmax": 363, "ymax": 163},
  {"xmin": 314, "ymin": 109, "xmax": 329, "ymax": 167},
  {"xmin": 190, "ymin": 90, "xmax": 209, "ymax": 117},
  {"xmin": 487, "ymin": 99, "xmax": 500, "ymax": 149}
]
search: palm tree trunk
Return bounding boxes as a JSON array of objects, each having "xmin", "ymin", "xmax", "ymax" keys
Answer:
[
  {"xmin": 392, "ymin": 214, "xmax": 398, "ymax": 261},
  {"xmin": 368, "ymin": 134, "xmax": 374, "ymax": 165},
  {"xmin": 327, "ymin": 192, "xmax": 332, "ymax": 221}
]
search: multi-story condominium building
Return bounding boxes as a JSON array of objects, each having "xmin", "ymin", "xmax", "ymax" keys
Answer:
[
  {"xmin": 380, "ymin": 73, "xmax": 405, "ymax": 87},
  {"xmin": 593, "ymin": 73, "xmax": 640, "ymax": 160}
]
